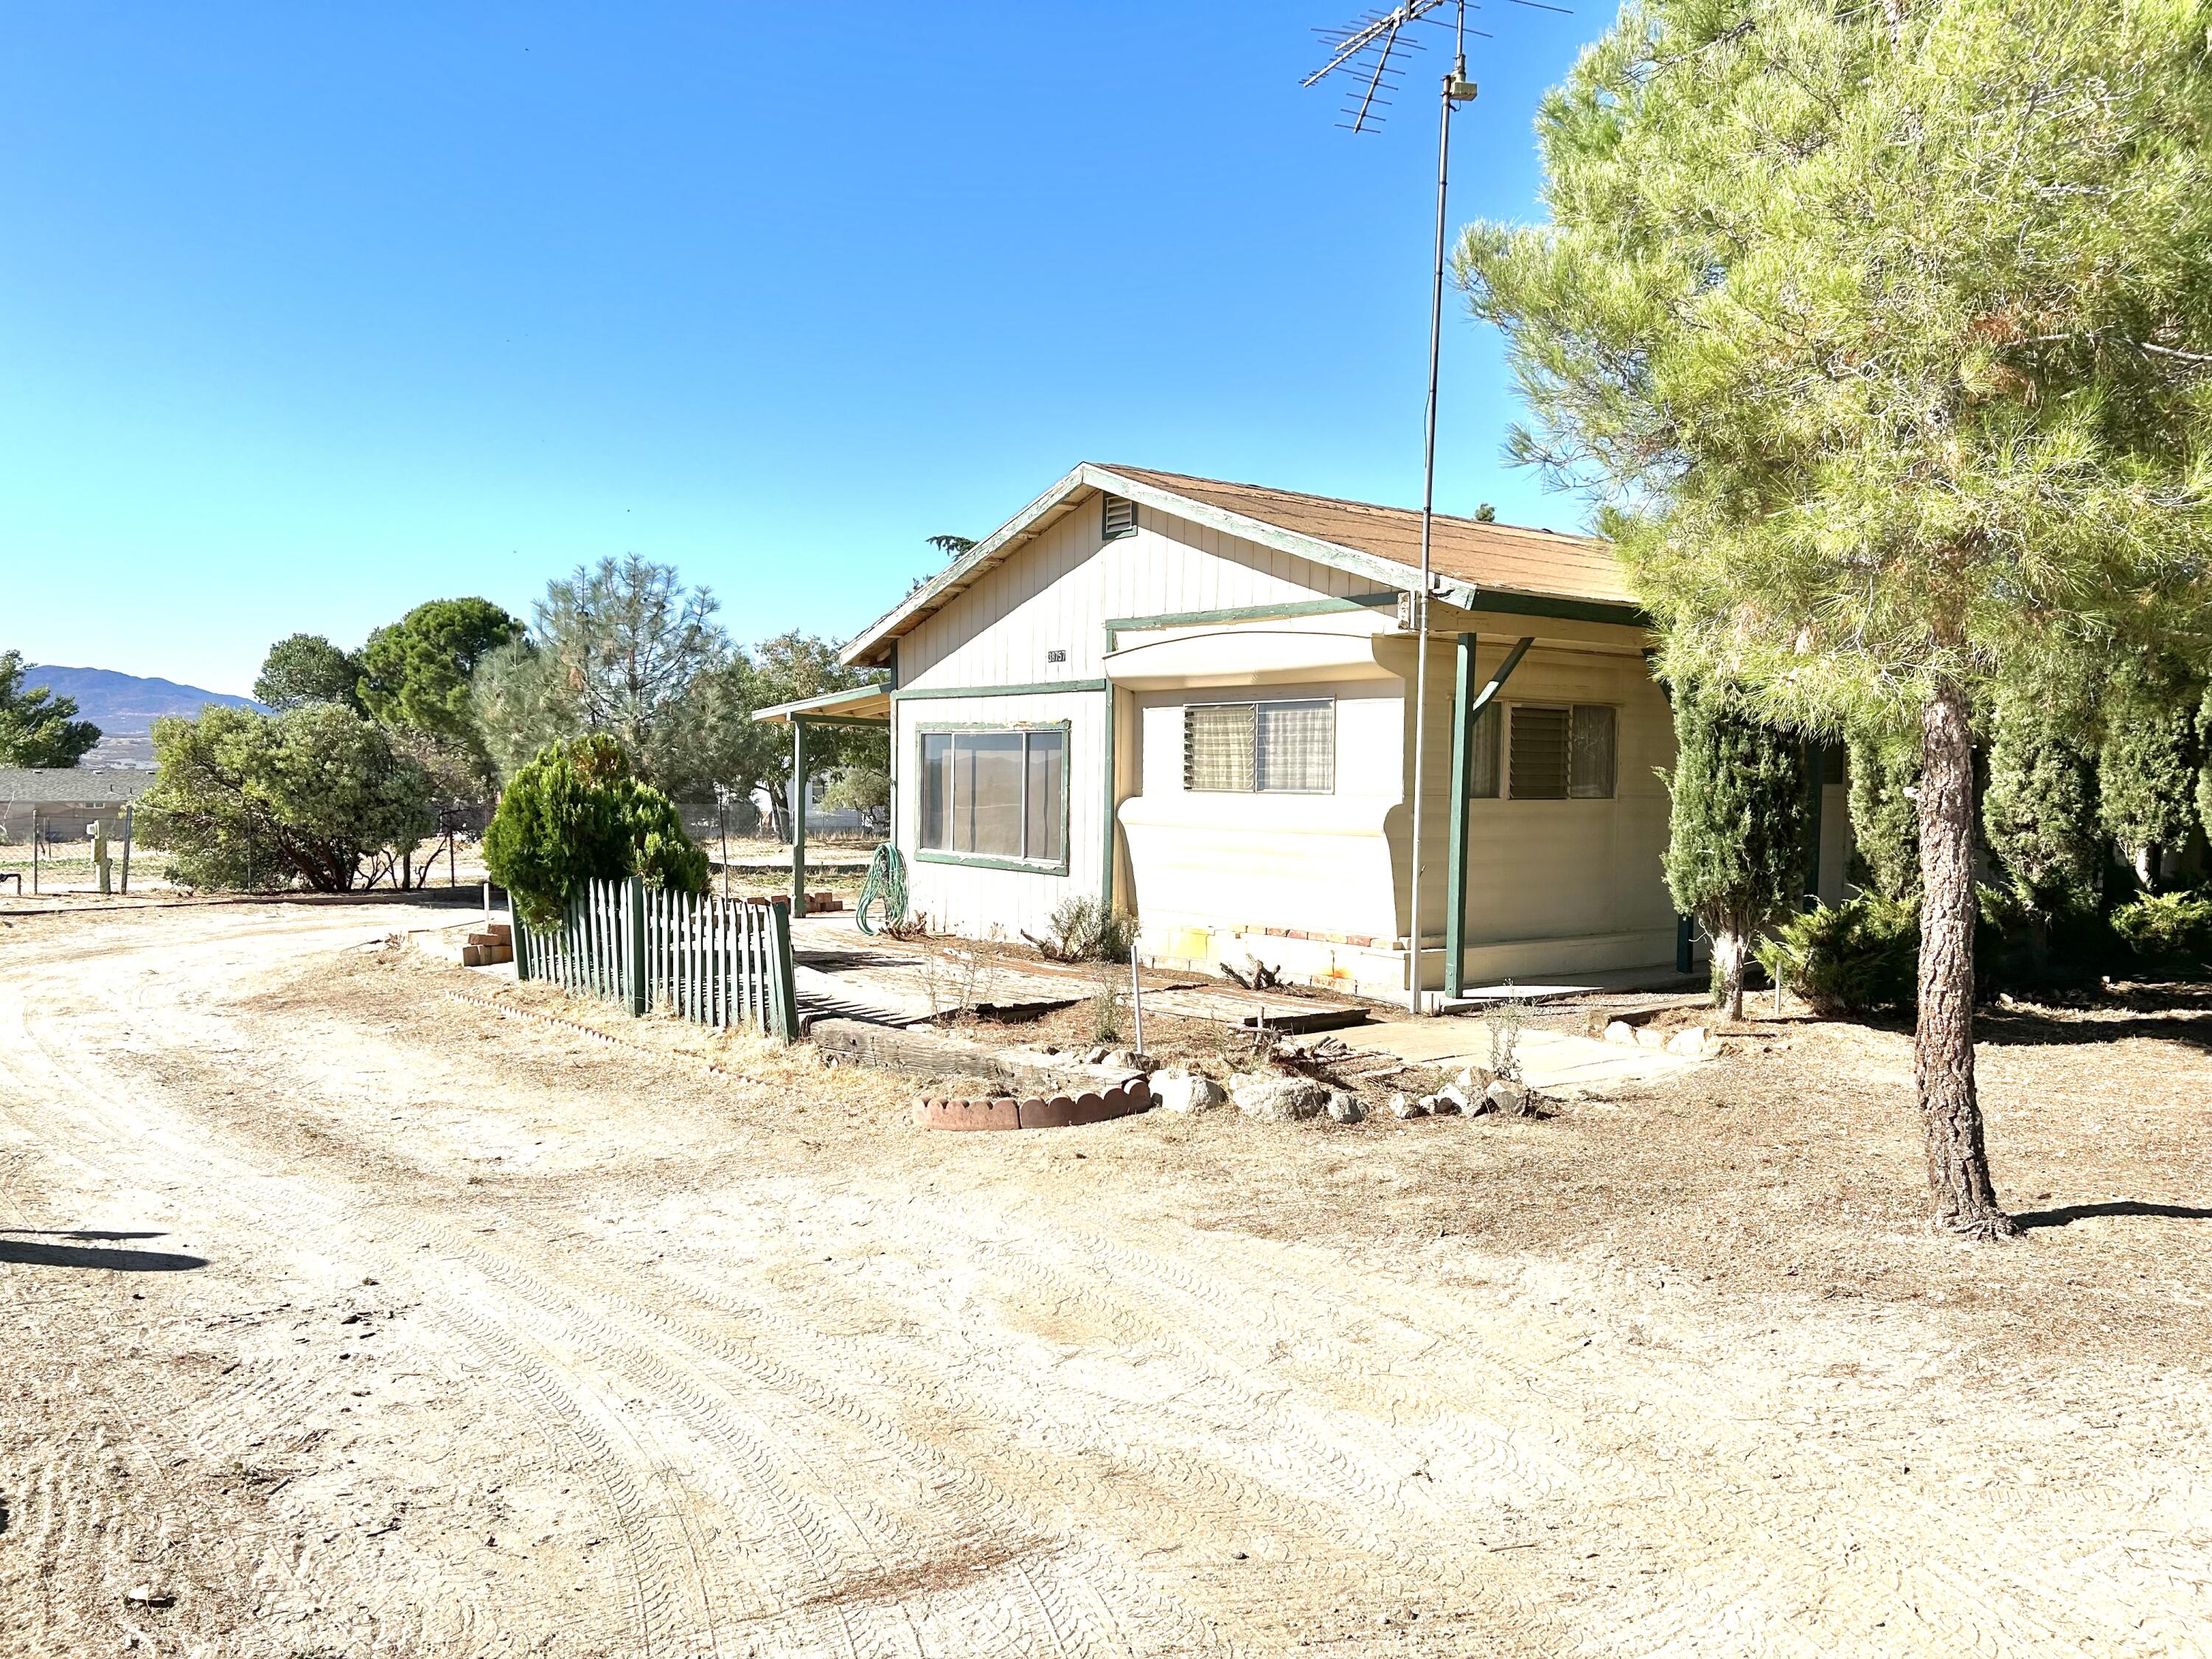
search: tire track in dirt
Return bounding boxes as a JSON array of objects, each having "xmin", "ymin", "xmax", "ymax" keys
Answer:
[
  {"xmin": 120, "ymin": 931, "xmax": 1228, "ymax": 1658},
  {"xmin": 0, "ymin": 919, "xmax": 709, "ymax": 1657},
  {"xmin": 2, "ymin": 914, "xmax": 1153, "ymax": 1659},
  {"xmin": 7, "ymin": 908, "xmax": 2205, "ymax": 1658}
]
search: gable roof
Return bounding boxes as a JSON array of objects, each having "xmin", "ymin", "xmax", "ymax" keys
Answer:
[{"xmin": 841, "ymin": 462, "xmax": 1635, "ymax": 667}]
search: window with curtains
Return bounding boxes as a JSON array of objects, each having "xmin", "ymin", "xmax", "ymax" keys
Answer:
[
  {"xmin": 1183, "ymin": 698, "xmax": 1335, "ymax": 793},
  {"xmin": 917, "ymin": 726, "xmax": 1068, "ymax": 866},
  {"xmin": 1491, "ymin": 703, "xmax": 1615, "ymax": 800}
]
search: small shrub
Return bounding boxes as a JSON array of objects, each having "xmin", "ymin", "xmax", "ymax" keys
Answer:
[
  {"xmin": 1756, "ymin": 896, "xmax": 1920, "ymax": 1015},
  {"xmin": 1484, "ymin": 994, "xmax": 1525, "ymax": 1084},
  {"xmin": 1088, "ymin": 963, "xmax": 1124, "ymax": 1046},
  {"xmin": 1029, "ymin": 895, "xmax": 1137, "ymax": 963},
  {"xmin": 2111, "ymin": 891, "xmax": 2212, "ymax": 975},
  {"xmin": 483, "ymin": 734, "xmax": 709, "ymax": 925}
]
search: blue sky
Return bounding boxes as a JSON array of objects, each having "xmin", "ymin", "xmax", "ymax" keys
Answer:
[{"xmin": 0, "ymin": 2, "xmax": 1598, "ymax": 696}]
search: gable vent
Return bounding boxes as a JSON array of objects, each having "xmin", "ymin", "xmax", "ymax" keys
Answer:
[{"xmin": 1102, "ymin": 493, "xmax": 1138, "ymax": 540}]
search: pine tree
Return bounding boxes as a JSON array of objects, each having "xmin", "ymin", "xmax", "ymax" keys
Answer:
[
  {"xmin": 1846, "ymin": 731, "xmax": 1921, "ymax": 904},
  {"xmin": 2099, "ymin": 664, "xmax": 2199, "ymax": 891},
  {"xmin": 1984, "ymin": 680, "xmax": 2102, "ymax": 936},
  {"xmin": 1660, "ymin": 681, "xmax": 1809, "ymax": 1022},
  {"xmin": 1458, "ymin": 0, "xmax": 2212, "ymax": 1239}
]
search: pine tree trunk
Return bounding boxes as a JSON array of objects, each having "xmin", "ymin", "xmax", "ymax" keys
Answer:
[{"xmin": 1915, "ymin": 679, "xmax": 2017, "ymax": 1240}]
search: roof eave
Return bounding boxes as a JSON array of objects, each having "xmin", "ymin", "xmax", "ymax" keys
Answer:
[{"xmin": 839, "ymin": 463, "xmax": 1643, "ymax": 664}]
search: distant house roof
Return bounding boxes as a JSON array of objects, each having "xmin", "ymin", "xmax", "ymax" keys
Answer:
[
  {"xmin": 0, "ymin": 768, "xmax": 156, "ymax": 804},
  {"xmin": 842, "ymin": 462, "xmax": 1636, "ymax": 667}
]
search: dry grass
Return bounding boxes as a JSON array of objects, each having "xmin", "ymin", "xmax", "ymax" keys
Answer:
[{"xmin": 435, "ymin": 944, "xmax": 2212, "ymax": 1379}]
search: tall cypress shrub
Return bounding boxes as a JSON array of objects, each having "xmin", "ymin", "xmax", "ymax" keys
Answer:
[
  {"xmin": 484, "ymin": 734, "xmax": 711, "ymax": 925},
  {"xmin": 1983, "ymin": 679, "xmax": 2101, "ymax": 934},
  {"xmin": 1661, "ymin": 681, "xmax": 1809, "ymax": 1022},
  {"xmin": 2099, "ymin": 665, "xmax": 2199, "ymax": 891},
  {"xmin": 1846, "ymin": 731, "xmax": 1921, "ymax": 903}
]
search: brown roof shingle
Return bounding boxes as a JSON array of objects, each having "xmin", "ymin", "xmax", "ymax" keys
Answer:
[{"xmin": 1105, "ymin": 466, "xmax": 1633, "ymax": 609}]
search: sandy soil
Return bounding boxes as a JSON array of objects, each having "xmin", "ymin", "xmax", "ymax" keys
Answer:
[{"xmin": 1, "ymin": 902, "xmax": 2206, "ymax": 1658}]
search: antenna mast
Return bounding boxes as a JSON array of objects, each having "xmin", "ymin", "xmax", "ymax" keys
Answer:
[{"xmin": 1307, "ymin": 0, "xmax": 1478, "ymax": 1015}]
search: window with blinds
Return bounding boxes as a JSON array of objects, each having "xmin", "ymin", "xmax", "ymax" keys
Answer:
[
  {"xmin": 1184, "ymin": 698, "xmax": 1335, "ymax": 793},
  {"xmin": 1468, "ymin": 703, "xmax": 1502, "ymax": 799},
  {"xmin": 1494, "ymin": 703, "xmax": 1615, "ymax": 800},
  {"xmin": 917, "ymin": 726, "xmax": 1067, "ymax": 865}
]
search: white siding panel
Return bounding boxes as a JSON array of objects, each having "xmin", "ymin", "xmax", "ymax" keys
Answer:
[
  {"xmin": 897, "ymin": 493, "xmax": 1378, "ymax": 691},
  {"xmin": 895, "ymin": 689, "xmax": 1107, "ymax": 942}
]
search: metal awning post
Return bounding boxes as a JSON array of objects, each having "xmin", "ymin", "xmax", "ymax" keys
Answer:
[
  {"xmin": 790, "ymin": 717, "xmax": 808, "ymax": 916},
  {"xmin": 1444, "ymin": 635, "xmax": 1477, "ymax": 999},
  {"xmin": 1443, "ymin": 634, "xmax": 1534, "ymax": 1002}
]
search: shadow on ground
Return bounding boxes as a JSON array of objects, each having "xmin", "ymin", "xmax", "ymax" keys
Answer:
[
  {"xmin": 0, "ymin": 1230, "xmax": 206, "ymax": 1271},
  {"xmin": 2012, "ymin": 1200, "xmax": 2212, "ymax": 1231}
]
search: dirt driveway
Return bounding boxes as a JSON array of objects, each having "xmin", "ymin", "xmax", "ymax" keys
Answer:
[{"xmin": 1, "ymin": 903, "xmax": 2206, "ymax": 1657}]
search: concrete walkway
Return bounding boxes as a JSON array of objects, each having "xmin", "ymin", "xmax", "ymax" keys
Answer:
[{"xmin": 1351, "ymin": 1018, "xmax": 1708, "ymax": 1091}]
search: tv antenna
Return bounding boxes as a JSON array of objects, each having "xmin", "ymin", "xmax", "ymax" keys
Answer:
[{"xmin": 1305, "ymin": 0, "xmax": 1559, "ymax": 1014}]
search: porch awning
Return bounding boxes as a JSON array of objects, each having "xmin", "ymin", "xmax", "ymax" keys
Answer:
[
  {"xmin": 749, "ymin": 685, "xmax": 892, "ymax": 726},
  {"xmin": 1103, "ymin": 627, "xmax": 1399, "ymax": 690}
]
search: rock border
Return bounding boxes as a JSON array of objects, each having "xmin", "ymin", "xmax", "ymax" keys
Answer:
[{"xmin": 913, "ymin": 1078, "xmax": 1152, "ymax": 1133}]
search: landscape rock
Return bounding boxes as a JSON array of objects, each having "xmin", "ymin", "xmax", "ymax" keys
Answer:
[
  {"xmin": 1389, "ymin": 1091, "xmax": 1427, "ymax": 1119},
  {"xmin": 1324, "ymin": 1090, "xmax": 1366, "ymax": 1124},
  {"xmin": 1434, "ymin": 1082, "xmax": 1472, "ymax": 1116},
  {"xmin": 1635, "ymin": 1026, "xmax": 1670, "ymax": 1050},
  {"xmin": 123, "ymin": 1585, "xmax": 175, "ymax": 1609},
  {"xmin": 1664, "ymin": 1026, "xmax": 1711, "ymax": 1057},
  {"xmin": 1151, "ymin": 1071, "xmax": 1227, "ymax": 1114},
  {"xmin": 1603, "ymin": 1020, "xmax": 1640, "ymax": 1046},
  {"xmin": 1231, "ymin": 1075, "xmax": 1332, "ymax": 1123},
  {"xmin": 1102, "ymin": 1048, "xmax": 1147, "ymax": 1072},
  {"xmin": 1484, "ymin": 1079, "xmax": 1533, "ymax": 1116}
]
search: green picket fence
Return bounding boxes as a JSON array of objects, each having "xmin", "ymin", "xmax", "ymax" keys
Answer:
[{"xmin": 512, "ymin": 875, "xmax": 799, "ymax": 1040}]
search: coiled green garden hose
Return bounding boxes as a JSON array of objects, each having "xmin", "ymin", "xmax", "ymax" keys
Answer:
[{"xmin": 855, "ymin": 841, "xmax": 908, "ymax": 936}]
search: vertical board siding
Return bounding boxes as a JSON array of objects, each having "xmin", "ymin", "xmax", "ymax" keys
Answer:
[
  {"xmin": 526, "ymin": 877, "xmax": 797, "ymax": 1040},
  {"xmin": 897, "ymin": 495, "xmax": 1366, "ymax": 688}
]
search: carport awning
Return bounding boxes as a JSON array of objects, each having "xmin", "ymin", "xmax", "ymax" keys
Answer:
[{"xmin": 750, "ymin": 686, "xmax": 892, "ymax": 726}]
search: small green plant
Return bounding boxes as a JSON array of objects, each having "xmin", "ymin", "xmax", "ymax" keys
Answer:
[
  {"xmin": 2110, "ymin": 891, "xmax": 2212, "ymax": 975},
  {"xmin": 1027, "ymin": 895, "xmax": 1137, "ymax": 964}
]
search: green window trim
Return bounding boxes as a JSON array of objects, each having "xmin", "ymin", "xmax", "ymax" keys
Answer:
[{"xmin": 913, "ymin": 719, "xmax": 1074, "ymax": 877}]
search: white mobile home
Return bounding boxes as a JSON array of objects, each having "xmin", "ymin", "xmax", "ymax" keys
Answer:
[{"xmin": 796, "ymin": 465, "xmax": 1717, "ymax": 1001}]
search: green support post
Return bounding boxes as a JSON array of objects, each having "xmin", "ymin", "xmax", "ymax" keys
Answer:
[
  {"xmin": 1441, "ymin": 635, "xmax": 1533, "ymax": 1001},
  {"xmin": 790, "ymin": 717, "xmax": 807, "ymax": 917},
  {"xmin": 767, "ymin": 897, "xmax": 799, "ymax": 1041},
  {"xmin": 1444, "ymin": 633, "xmax": 1477, "ymax": 999},
  {"xmin": 626, "ymin": 875, "xmax": 649, "ymax": 1017}
]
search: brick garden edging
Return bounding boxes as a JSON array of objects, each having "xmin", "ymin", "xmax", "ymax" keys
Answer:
[{"xmin": 913, "ymin": 1078, "xmax": 1152, "ymax": 1132}]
